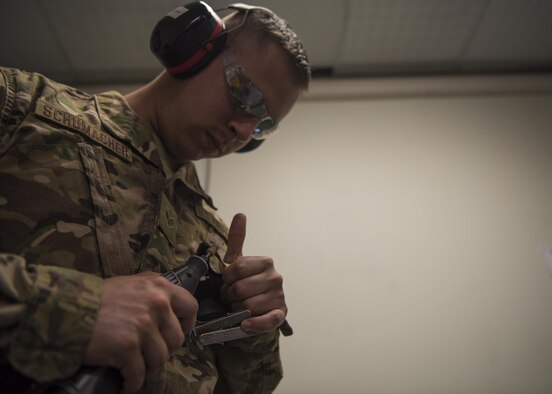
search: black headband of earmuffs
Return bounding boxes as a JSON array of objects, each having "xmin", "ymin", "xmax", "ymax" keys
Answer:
[{"xmin": 150, "ymin": 1, "xmax": 270, "ymax": 153}]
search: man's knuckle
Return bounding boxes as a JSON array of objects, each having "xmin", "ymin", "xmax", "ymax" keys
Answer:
[
  {"xmin": 118, "ymin": 333, "xmax": 140, "ymax": 353},
  {"xmin": 136, "ymin": 313, "xmax": 154, "ymax": 329},
  {"xmin": 234, "ymin": 261, "xmax": 248, "ymax": 277},
  {"xmin": 263, "ymin": 257, "xmax": 274, "ymax": 268},
  {"xmin": 149, "ymin": 292, "xmax": 170, "ymax": 311},
  {"xmin": 242, "ymin": 299, "xmax": 256, "ymax": 312},
  {"xmin": 270, "ymin": 273, "xmax": 283, "ymax": 287},
  {"xmin": 150, "ymin": 274, "xmax": 169, "ymax": 287},
  {"xmin": 277, "ymin": 289, "xmax": 286, "ymax": 300},
  {"xmin": 270, "ymin": 313, "xmax": 282, "ymax": 327},
  {"xmin": 189, "ymin": 299, "xmax": 199, "ymax": 314},
  {"xmin": 232, "ymin": 281, "xmax": 246, "ymax": 297}
]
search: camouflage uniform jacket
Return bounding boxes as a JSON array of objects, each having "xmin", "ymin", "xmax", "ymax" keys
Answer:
[{"xmin": 0, "ymin": 67, "xmax": 282, "ymax": 393}]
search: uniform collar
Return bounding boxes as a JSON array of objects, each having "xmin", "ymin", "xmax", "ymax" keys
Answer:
[
  {"xmin": 95, "ymin": 90, "xmax": 214, "ymax": 206},
  {"xmin": 94, "ymin": 91, "xmax": 164, "ymax": 170}
]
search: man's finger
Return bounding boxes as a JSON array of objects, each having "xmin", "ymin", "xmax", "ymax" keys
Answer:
[
  {"xmin": 224, "ymin": 213, "xmax": 247, "ymax": 263},
  {"xmin": 119, "ymin": 350, "xmax": 146, "ymax": 394},
  {"xmin": 240, "ymin": 309, "xmax": 286, "ymax": 333}
]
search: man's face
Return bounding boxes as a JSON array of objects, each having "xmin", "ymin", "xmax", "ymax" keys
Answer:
[{"xmin": 158, "ymin": 40, "xmax": 301, "ymax": 163}]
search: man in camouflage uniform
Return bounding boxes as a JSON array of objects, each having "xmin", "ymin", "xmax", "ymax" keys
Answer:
[{"xmin": 0, "ymin": 3, "xmax": 310, "ymax": 393}]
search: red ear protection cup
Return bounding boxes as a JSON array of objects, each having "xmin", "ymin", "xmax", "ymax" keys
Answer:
[{"xmin": 150, "ymin": 1, "xmax": 227, "ymax": 79}]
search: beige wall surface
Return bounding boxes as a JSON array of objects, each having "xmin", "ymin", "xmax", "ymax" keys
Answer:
[{"xmin": 204, "ymin": 89, "xmax": 552, "ymax": 393}]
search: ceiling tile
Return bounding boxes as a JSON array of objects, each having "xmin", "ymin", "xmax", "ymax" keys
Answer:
[
  {"xmin": 1, "ymin": 0, "xmax": 551, "ymax": 83},
  {"xmin": 336, "ymin": 0, "xmax": 486, "ymax": 74},
  {"xmin": 465, "ymin": 0, "xmax": 552, "ymax": 65}
]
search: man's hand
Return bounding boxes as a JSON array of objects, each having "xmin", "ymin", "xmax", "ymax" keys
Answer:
[
  {"xmin": 83, "ymin": 272, "xmax": 198, "ymax": 394},
  {"xmin": 221, "ymin": 213, "xmax": 287, "ymax": 333}
]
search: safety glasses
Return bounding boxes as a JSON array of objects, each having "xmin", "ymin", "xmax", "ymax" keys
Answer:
[{"xmin": 222, "ymin": 49, "xmax": 277, "ymax": 140}]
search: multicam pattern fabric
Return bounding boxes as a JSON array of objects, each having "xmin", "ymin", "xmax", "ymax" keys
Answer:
[
  {"xmin": 1, "ymin": 254, "xmax": 103, "ymax": 382},
  {"xmin": 0, "ymin": 67, "xmax": 282, "ymax": 393}
]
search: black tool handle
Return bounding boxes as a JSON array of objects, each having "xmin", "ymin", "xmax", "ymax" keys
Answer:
[{"xmin": 162, "ymin": 255, "xmax": 208, "ymax": 291}]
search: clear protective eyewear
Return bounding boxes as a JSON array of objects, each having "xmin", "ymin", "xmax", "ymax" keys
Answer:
[{"xmin": 222, "ymin": 49, "xmax": 277, "ymax": 140}]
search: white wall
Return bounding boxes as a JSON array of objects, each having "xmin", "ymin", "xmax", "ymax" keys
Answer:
[{"xmin": 203, "ymin": 81, "xmax": 552, "ymax": 393}]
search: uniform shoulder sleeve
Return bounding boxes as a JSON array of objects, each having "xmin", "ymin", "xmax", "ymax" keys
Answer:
[
  {"xmin": 0, "ymin": 253, "xmax": 103, "ymax": 383},
  {"xmin": 213, "ymin": 331, "xmax": 283, "ymax": 394},
  {"xmin": 0, "ymin": 68, "xmax": 32, "ymax": 155}
]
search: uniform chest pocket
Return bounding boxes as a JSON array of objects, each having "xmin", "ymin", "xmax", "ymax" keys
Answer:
[{"xmin": 78, "ymin": 142, "xmax": 135, "ymax": 276}]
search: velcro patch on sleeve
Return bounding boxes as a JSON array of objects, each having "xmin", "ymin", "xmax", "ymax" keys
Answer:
[{"xmin": 35, "ymin": 100, "xmax": 132, "ymax": 162}]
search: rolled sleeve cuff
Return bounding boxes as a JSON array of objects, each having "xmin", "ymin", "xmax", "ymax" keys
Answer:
[{"xmin": 8, "ymin": 265, "xmax": 103, "ymax": 382}]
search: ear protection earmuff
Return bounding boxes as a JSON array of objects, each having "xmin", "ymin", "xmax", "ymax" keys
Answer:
[
  {"xmin": 150, "ymin": 1, "xmax": 267, "ymax": 152},
  {"xmin": 150, "ymin": 2, "xmax": 269, "ymax": 79},
  {"xmin": 150, "ymin": 1, "xmax": 226, "ymax": 79}
]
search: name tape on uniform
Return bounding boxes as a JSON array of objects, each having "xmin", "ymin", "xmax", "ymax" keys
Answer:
[{"xmin": 35, "ymin": 100, "xmax": 132, "ymax": 162}]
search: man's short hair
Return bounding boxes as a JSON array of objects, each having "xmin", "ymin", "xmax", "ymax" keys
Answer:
[{"xmin": 225, "ymin": 8, "xmax": 311, "ymax": 90}]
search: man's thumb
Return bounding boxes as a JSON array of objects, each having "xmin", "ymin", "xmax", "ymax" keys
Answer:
[{"xmin": 224, "ymin": 213, "xmax": 247, "ymax": 263}]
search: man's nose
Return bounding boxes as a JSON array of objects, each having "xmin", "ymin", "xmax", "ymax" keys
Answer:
[{"xmin": 228, "ymin": 117, "xmax": 258, "ymax": 141}]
